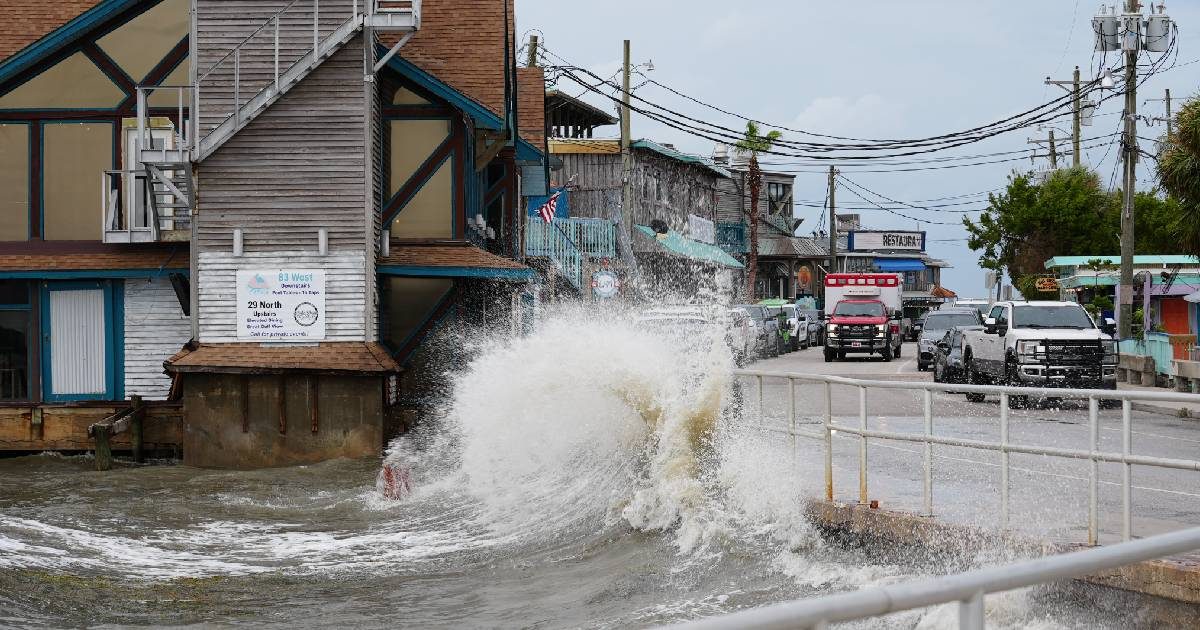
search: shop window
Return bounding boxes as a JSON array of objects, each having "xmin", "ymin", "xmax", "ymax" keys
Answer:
[{"xmin": 0, "ymin": 281, "xmax": 32, "ymax": 401}]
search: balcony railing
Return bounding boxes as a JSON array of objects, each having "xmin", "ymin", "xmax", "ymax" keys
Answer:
[
  {"xmin": 525, "ymin": 217, "xmax": 584, "ymax": 291},
  {"xmin": 527, "ymin": 217, "xmax": 615, "ymax": 259},
  {"xmin": 716, "ymin": 222, "xmax": 748, "ymax": 254}
]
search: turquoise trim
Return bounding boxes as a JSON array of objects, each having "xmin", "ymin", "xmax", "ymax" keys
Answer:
[
  {"xmin": 382, "ymin": 53, "xmax": 503, "ymax": 131},
  {"xmin": 378, "ymin": 265, "xmax": 534, "ymax": 281},
  {"xmin": 111, "ymin": 280, "xmax": 124, "ymax": 400},
  {"xmin": 0, "ymin": 0, "xmax": 143, "ymax": 89},
  {"xmin": 390, "ymin": 284, "xmax": 455, "ymax": 360},
  {"xmin": 0, "ymin": 268, "xmax": 186, "ymax": 280},
  {"xmin": 383, "ymin": 144, "xmax": 453, "ymax": 228}
]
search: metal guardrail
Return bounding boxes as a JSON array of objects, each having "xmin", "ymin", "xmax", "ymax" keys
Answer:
[
  {"xmin": 736, "ymin": 370, "xmax": 1200, "ymax": 546},
  {"xmin": 663, "ymin": 526, "xmax": 1200, "ymax": 630},
  {"xmin": 526, "ymin": 216, "xmax": 615, "ymax": 259},
  {"xmin": 525, "ymin": 217, "xmax": 585, "ymax": 290}
]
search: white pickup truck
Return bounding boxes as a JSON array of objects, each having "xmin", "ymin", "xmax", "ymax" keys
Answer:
[{"xmin": 960, "ymin": 301, "xmax": 1118, "ymax": 408}]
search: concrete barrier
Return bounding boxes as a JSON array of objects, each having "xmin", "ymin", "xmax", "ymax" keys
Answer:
[
  {"xmin": 1118, "ymin": 353, "xmax": 1157, "ymax": 386},
  {"xmin": 1174, "ymin": 360, "xmax": 1200, "ymax": 394}
]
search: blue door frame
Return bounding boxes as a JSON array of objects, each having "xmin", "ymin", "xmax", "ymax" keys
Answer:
[{"xmin": 39, "ymin": 280, "xmax": 124, "ymax": 402}]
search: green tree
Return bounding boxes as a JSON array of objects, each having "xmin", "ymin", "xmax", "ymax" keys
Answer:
[
  {"xmin": 1157, "ymin": 96, "xmax": 1200, "ymax": 256},
  {"xmin": 734, "ymin": 121, "xmax": 782, "ymax": 300}
]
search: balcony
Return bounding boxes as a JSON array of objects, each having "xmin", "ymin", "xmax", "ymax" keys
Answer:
[
  {"xmin": 716, "ymin": 222, "xmax": 748, "ymax": 254},
  {"xmin": 526, "ymin": 217, "xmax": 616, "ymax": 259},
  {"xmin": 102, "ymin": 169, "xmax": 192, "ymax": 244}
]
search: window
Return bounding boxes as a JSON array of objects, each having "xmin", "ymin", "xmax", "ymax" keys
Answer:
[
  {"xmin": 989, "ymin": 306, "xmax": 1007, "ymax": 326},
  {"xmin": 0, "ymin": 281, "xmax": 32, "ymax": 401},
  {"xmin": 767, "ymin": 181, "xmax": 792, "ymax": 215}
]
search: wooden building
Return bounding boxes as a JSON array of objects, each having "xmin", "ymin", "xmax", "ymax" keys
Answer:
[{"xmin": 0, "ymin": 0, "xmax": 547, "ymax": 466}]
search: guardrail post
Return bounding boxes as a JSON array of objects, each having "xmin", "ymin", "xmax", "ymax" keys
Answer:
[
  {"xmin": 858, "ymin": 385, "xmax": 868, "ymax": 506},
  {"xmin": 959, "ymin": 590, "xmax": 985, "ymax": 630},
  {"xmin": 923, "ymin": 388, "xmax": 933, "ymax": 517},
  {"xmin": 824, "ymin": 380, "xmax": 833, "ymax": 502},
  {"xmin": 1000, "ymin": 392, "xmax": 1010, "ymax": 528},
  {"xmin": 1123, "ymin": 399, "xmax": 1133, "ymax": 541},
  {"xmin": 757, "ymin": 374, "xmax": 764, "ymax": 426},
  {"xmin": 130, "ymin": 394, "xmax": 144, "ymax": 464},
  {"xmin": 788, "ymin": 377, "xmax": 796, "ymax": 461},
  {"xmin": 1089, "ymin": 395, "xmax": 1099, "ymax": 546}
]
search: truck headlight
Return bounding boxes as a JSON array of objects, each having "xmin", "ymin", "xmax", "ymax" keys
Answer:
[
  {"xmin": 1102, "ymin": 339, "xmax": 1118, "ymax": 364},
  {"xmin": 1016, "ymin": 340, "xmax": 1045, "ymax": 355},
  {"xmin": 827, "ymin": 323, "xmax": 838, "ymax": 333}
]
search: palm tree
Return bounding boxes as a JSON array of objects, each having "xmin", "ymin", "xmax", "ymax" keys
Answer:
[
  {"xmin": 734, "ymin": 121, "xmax": 782, "ymax": 300},
  {"xmin": 1157, "ymin": 97, "xmax": 1200, "ymax": 256}
]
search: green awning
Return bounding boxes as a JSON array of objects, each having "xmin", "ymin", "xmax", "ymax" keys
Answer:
[{"xmin": 634, "ymin": 225, "xmax": 745, "ymax": 269}]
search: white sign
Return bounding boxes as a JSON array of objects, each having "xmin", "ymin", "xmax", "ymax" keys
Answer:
[
  {"xmin": 236, "ymin": 269, "xmax": 326, "ymax": 341},
  {"xmin": 592, "ymin": 270, "xmax": 620, "ymax": 299},
  {"xmin": 688, "ymin": 214, "xmax": 716, "ymax": 244},
  {"xmin": 849, "ymin": 230, "xmax": 925, "ymax": 251}
]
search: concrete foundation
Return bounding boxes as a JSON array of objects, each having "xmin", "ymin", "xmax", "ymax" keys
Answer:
[{"xmin": 181, "ymin": 373, "xmax": 384, "ymax": 469}]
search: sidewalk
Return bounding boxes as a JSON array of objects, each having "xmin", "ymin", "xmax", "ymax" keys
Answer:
[{"xmin": 1119, "ymin": 381, "xmax": 1200, "ymax": 418}]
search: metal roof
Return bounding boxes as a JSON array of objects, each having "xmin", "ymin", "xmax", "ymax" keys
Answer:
[
  {"xmin": 631, "ymin": 140, "xmax": 732, "ymax": 178},
  {"xmin": 1044, "ymin": 255, "xmax": 1200, "ymax": 269}
]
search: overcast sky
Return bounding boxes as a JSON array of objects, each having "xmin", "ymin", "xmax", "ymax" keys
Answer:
[{"xmin": 517, "ymin": 0, "xmax": 1200, "ymax": 296}]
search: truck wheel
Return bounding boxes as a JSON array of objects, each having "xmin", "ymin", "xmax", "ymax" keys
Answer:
[
  {"xmin": 1008, "ymin": 394, "xmax": 1028, "ymax": 409},
  {"xmin": 894, "ymin": 344, "xmax": 902, "ymax": 358},
  {"xmin": 964, "ymin": 360, "xmax": 986, "ymax": 403}
]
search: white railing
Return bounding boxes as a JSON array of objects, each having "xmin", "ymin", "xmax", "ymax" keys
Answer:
[
  {"xmin": 663, "ymin": 526, "xmax": 1200, "ymax": 630},
  {"xmin": 102, "ymin": 169, "xmax": 156, "ymax": 242},
  {"xmin": 736, "ymin": 371, "xmax": 1200, "ymax": 546},
  {"xmin": 526, "ymin": 217, "xmax": 583, "ymax": 290}
]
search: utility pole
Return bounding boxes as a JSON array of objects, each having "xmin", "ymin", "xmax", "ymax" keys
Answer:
[
  {"xmin": 1028, "ymin": 130, "xmax": 1066, "ymax": 170},
  {"xmin": 1117, "ymin": 0, "xmax": 1138, "ymax": 340},
  {"xmin": 618, "ymin": 39, "xmax": 639, "ymax": 280},
  {"xmin": 1073, "ymin": 66, "xmax": 1081, "ymax": 167},
  {"xmin": 828, "ymin": 166, "xmax": 837, "ymax": 274},
  {"xmin": 1166, "ymin": 88, "xmax": 1173, "ymax": 137},
  {"xmin": 526, "ymin": 35, "xmax": 538, "ymax": 67}
]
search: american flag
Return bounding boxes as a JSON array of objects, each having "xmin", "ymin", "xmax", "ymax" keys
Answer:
[{"xmin": 536, "ymin": 191, "xmax": 561, "ymax": 224}]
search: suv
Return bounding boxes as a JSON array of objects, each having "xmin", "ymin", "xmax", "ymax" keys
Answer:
[
  {"xmin": 961, "ymin": 301, "xmax": 1118, "ymax": 407},
  {"xmin": 916, "ymin": 308, "xmax": 983, "ymax": 371},
  {"xmin": 736, "ymin": 304, "xmax": 779, "ymax": 358},
  {"xmin": 824, "ymin": 299, "xmax": 902, "ymax": 362}
]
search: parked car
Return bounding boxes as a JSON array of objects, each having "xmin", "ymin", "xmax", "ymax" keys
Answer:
[
  {"xmin": 798, "ymin": 308, "xmax": 825, "ymax": 346},
  {"xmin": 916, "ymin": 308, "xmax": 983, "ymax": 371},
  {"xmin": 724, "ymin": 308, "xmax": 756, "ymax": 366},
  {"xmin": 759, "ymin": 300, "xmax": 795, "ymax": 353},
  {"xmin": 736, "ymin": 304, "xmax": 779, "ymax": 358},
  {"xmin": 932, "ymin": 325, "xmax": 984, "ymax": 384},
  {"xmin": 824, "ymin": 299, "xmax": 903, "ymax": 362},
  {"xmin": 961, "ymin": 301, "xmax": 1118, "ymax": 408},
  {"xmin": 908, "ymin": 315, "xmax": 926, "ymax": 342},
  {"xmin": 951, "ymin": 298, "xmax": 992, "ymax": 317}
]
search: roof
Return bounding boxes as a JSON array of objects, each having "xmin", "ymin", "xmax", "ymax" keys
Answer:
[
  {"xmin": 633, "ymin": 225, "xmax": 743, "ymax": 269},
  {"xmin": 0, "ymin": 243, "xmax": 187, "ymax": 277},
  {"xmin": 631, "ymin": 140, "xmax": 732, "ymax": 178},
  {"xmin": 1044, "ymin": 255, "xmax": 1200, "ymax": 269},
  {"xmin": 545, "ymin": 88, "xmax": 618, "ymax": 127},
  {"xmin": 165, "ymin": 342, "xmax": 400, "ymax": 375},
  {"xmin": 384, "ymin": 0, "xmax": 544, "ymax": 151},
  {"xmin": 0, "ymin": 0, "xmax": 101, "ymax": 64},
  {"xmin": 378, "ymin": 240, "xmax": 534, "ymax": 280}
]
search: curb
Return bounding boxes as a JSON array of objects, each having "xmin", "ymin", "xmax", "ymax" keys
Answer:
[{"xmin": 1131, "ymin": 401, "xmax": 1197, "ymax": 419}]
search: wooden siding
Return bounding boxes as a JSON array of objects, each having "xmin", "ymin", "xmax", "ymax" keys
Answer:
[
  {"xmin": 124, "ymin": 277, "xmax": 190, "ymax": 400},
  {"xmin": 197, "ymin": 251, "xmax": 367, "ymax": 342},
  {"xmin": 195, "ymin": 0, "xmax": 359, "ymax": 137}
]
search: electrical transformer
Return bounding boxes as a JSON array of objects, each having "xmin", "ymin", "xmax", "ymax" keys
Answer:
[
  {"xmin": 1121, "ymin": 13, "xmax": 1142, "ymax": 51},
  {"xmin": 1144, "ymin": 12, "xmax": 1172, "ymax": 53},
  {"xmin": 1093, "ymin": 8, "xmax": 1119, "ymax": 52},
  {"xmin": 1080, "ymin": 99, "xmax": 1096, "ymax": 126}
]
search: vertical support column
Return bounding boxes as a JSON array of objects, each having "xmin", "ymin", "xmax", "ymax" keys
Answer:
[
  {"xmin": 788, "ymin": 377, "xmax": 796, "ymax": 459},
  {"xmin": 241, "ymin": 375, "xmax": 250, "ymax": 433},
  {"xmin": 94, "ymin": 426, "xmax": 113, "ymax": 471},
  {"xmin": 309, "ymin": 375, "xmax": 319, "ymax": 434},
  {"xmin": 824, "ymin": 380, "xmax": 833, "ymax": 502},
  {"xmin": 1122, "ymin": 399, "xmax": 1133, "ymax": 541},
  {"xmin": 923, "ymin": 388, "xmax": 933, "ymax": 517},
  {"xmin": 131, "ymin": 394, "xmax": 144, "ymax": 464},
  {"xmin": 858, "ymin": 385, "xmax": 868, "ymax": 506},
  {"xmin": 279, "ymin": 375, "xmax": 288, "ymax": 435},
  {"xmin": 959, "ymin": 591, "xmax": 985, "ymax": 630},
  {"xmin": 1000, "ymin": 392, "xmax": 1010, "ymax": 528},
  {"xmin": 1089, "ymin": 395, "xmax": 1100, "ymax": 546}
]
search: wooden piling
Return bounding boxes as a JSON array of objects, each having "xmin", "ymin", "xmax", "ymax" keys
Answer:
[
  {"xmin": 94, "ymin": 425, "xmax": 113, "ymax": 471},
  {"xmin": 130, "ymin": 395, "xmax": 144, "ymax": 464}
]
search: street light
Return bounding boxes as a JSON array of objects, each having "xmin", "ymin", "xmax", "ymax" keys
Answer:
[{"xmin": 1100, "ymin": 69, "xmax": 1116, "ymax": 89}]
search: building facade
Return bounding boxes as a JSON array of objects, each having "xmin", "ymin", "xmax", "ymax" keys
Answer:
[{"xmin": 0, "ymin": 0, "xmax": 547, "ymax": 465}]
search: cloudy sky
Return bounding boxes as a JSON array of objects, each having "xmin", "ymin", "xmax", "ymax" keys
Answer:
[{"xmin": 517, "ymin": 0, "xmax": 1200, "ymax": 296}]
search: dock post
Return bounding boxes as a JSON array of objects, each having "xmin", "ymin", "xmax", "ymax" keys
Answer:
[
  {"xmin": 94, "ymin": 426, "xmax": 113, "ymax": 471},
  {"xmin": 131, "ymin": 395, "xmax": 144, "ymax": 464}
]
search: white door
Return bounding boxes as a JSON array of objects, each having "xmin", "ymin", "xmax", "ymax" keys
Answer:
[{"xmin": 49, "ymin": 289, "xmax": 106, "ymax": 396}]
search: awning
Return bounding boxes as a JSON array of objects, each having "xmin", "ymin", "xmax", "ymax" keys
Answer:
[
  {"xmin": 634, "ymin": 225, "xmax": 744, "ymax": 269},
  {"xmin": 1186, "ymin": 290, "xmax": 1200, "ymax": 303},
  {"xmin": 874, "ymin": 258, "xmax": 926, "ymax": 272},
  {"xmin": 378, "ymin": 241, "xmax": 535, "ymax": 281}
]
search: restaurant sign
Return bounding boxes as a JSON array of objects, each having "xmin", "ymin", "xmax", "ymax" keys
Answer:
[
  {"xmin": 848, "ymin": 230, "xmax": 926, "ymax": 252},
  {"xmin": 236, "ymin": 269, "xmax": 326, "ymax": 341}
]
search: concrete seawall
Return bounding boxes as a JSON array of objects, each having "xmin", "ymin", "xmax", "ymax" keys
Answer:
[{"xmin": 806, "ymin": 499, "xmax": 1200, "ymax": 607}]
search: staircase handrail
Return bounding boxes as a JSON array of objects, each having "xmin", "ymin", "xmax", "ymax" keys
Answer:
[{"xmin": 195, "ymin": 0, "xmax": 305, "ymax": 84}]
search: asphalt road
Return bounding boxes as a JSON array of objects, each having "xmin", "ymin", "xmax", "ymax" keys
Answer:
[{"xmin": 736, "ymin": 342, "xmax": 1200, "ymax": 547}]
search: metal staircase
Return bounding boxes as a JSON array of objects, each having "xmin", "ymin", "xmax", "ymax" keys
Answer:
[
  {"xmin": 102, "ymin": 0, "xmax": 421, "ymax": 244},
  {"xmin": 526, "ymin": 217, "xmax": 585, "ymax": 291}
]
